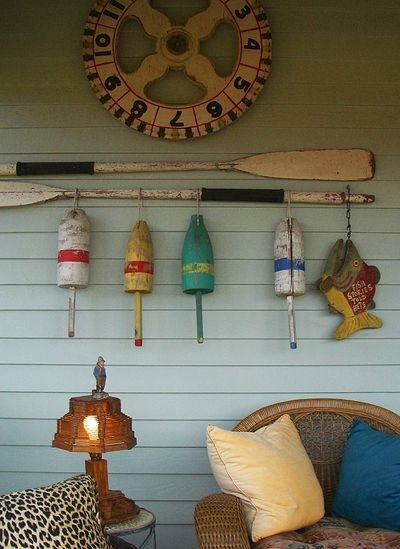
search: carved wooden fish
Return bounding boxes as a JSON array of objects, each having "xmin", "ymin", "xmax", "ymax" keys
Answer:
[{"xmin": 318, "ymin": 239, "xmax": 382, "ymax": 340}]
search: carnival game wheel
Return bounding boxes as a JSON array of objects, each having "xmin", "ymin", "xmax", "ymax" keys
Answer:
[{"xmin": 83, "ymin": 0, "xmax": 272, "ymax": 139}]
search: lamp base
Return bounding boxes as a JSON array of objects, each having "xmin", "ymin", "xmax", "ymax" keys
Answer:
[
  {"xmin": 85, "ymin": 457, "xmax": 140, "ymax": 525},
  {"xmin": 98, "ymin": 489, "xmax": 140, "ymax": 525}
]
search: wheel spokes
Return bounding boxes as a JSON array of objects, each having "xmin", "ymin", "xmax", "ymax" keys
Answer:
[
  {"xmin": 184, "ymin": 53, "xmax": 227, "ymax": 100},
  {"xmin": 122, "ymin": 53, "xmax": 170, "ymax": 97},
  {"xmin": 125, "ymin": 0, "xmax": 172, "ymax": 39},
  {"xmin": 185, "ymin": 0, "xmax": 228, "ymax": 41}
]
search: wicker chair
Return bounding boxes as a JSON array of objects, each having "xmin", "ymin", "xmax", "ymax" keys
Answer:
[{"xmin": 194, "ymin": 397, "xmax": 400, "ymax": 549}]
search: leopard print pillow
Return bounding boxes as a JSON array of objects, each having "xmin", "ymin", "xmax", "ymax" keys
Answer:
[{"xmin": 0, "ymin": 474, "xmax": 112, "ymax": 548}]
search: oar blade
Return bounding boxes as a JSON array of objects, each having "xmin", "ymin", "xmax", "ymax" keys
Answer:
[
  {"xmin": 0, "ymin": 181, "xmax": 63, "ymax": 207},
  {"xmin": 234, "ymin": 148, "xmax": 375, "ymax": 181}
]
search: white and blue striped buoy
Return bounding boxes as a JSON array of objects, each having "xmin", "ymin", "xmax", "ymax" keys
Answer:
[{"xmin": 274, "ymin": 217, "xmax": 305, "ymax": 349}]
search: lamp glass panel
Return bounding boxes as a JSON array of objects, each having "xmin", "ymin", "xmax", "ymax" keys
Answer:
[{"xmin": 83, "ymin": 415, "xmax": 99, "ymax": 440}]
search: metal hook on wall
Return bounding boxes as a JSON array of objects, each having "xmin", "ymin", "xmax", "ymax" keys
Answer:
[
  {"xmin": 73, "ymin": 188, "xmax": 80, "ymax": 210},
  {"xmin": 137, "ymin": 188, "xmax": 143, "ymax": 220},
  {"xmin": 196, "ymin": 188, "xmax": 201, "ymax": 225},
  {"xmin": 346, "ymin": 184, "xmax": 352, "ymax": 240},
  {"xmin": 286, "ymin": 190, "xmax": 292, "ymax": 222}
]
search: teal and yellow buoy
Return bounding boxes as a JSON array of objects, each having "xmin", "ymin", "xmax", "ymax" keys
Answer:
[{"xmin": 182, "ymin": 214, "xmax": 214, "ymax": 343}]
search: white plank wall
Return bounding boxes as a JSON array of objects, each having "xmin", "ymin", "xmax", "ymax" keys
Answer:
[{"xmin": 1, "ymin": 1, "xmax": 400, "ymax": 547}]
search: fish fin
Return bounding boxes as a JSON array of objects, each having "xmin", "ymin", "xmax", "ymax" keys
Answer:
[
  {"xmin": 328, "ymin": 305, "xmax": 340, "ymax": 314},
  {"xmin": 369, "ymin": 300, "xmax": 376, "ymax": 310},
  {"xmin": 319, "ymin": 276, "xmax": 334, "ymax": 293},
  {"xmin": 370, "ymin": 265, "xmax": 381, "ymax": 284},
  {"xmin": 334, "ymin": 312, "xmax": 383, "ymax": 340}
]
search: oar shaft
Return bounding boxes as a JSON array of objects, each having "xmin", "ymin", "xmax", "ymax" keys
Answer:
[
  {"xmin": 52, "ymin": 188, "xmax": 376, "ymax": 204},
  {"xmin": 0, "ymin": 184, "xmax": 375, "ymax": 206},
  {"xmin": 96, "ymin": 161, "xmax": 219, "ymax": 174}
]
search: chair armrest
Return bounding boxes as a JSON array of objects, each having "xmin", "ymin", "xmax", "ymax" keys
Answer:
[{"xmin": 194, "ymin": 492, "xmax": 251, "ymax": 549}]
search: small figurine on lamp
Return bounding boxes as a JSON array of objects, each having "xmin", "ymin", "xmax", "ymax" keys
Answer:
[{"xmin": 93, "ymin": 356, "xmax": 108, "ymax": 399}]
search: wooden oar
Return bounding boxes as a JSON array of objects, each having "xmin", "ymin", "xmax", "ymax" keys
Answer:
[
  {"xmin": 0, "ymin": 181, "xmax": 374, "ymax": 208},
  {"xmin": 0, "ymin": 148, "xmax": 374, "ymax": 181}
]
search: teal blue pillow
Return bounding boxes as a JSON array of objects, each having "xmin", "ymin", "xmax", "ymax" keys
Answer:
[{"xmin": 332, "ymin": 419, "xmax": 400, "ymax": 531}]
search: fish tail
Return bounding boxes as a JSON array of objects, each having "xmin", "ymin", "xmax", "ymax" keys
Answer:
[{"xmin": 334, "ymin": 312, "xmax": 383, "ymax": 340}]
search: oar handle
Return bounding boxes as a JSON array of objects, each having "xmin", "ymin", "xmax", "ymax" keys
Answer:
[
  {"xmin": 196, "ymin": 291, "xmax": 204, "ymax": 344},
  {"xmin": 6, "ymin": 160, "xmax": 217, "ymax": 176},
  {"xmin": 287, "ymin": 295, "xmax": 297, "ymax": 349},
  {"xmin": 16, "ymin": 161, "xmax": 96, "ymax": 176},
  {"xmin": 134, "ymin": 292, "xmax": 142, "ymax": 346},
  {"xmin": 201, "ymin": 188, "xmax": 374, "ymax": 204},
  {"xmin": 202, "ymin": 188, "xmax": 285, "ymax": 203}
]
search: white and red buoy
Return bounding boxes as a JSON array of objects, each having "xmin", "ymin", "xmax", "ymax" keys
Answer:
[
  {"xmin": 274, "ymin": 217, "xmax": 305, "ymax": 348},
  {"xmin": 57, "ymin": 208, "xmax": 90, "ymax": 337}
]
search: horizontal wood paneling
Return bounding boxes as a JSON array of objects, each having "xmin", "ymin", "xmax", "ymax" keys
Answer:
[
  {"xmin": 0, "ymin": 203, "xmax": 399, "ymax": 232},
  {"xmin": 2, "ymin": 365, "xmax": 400, "ymax": 395},
  {"xmin": 1, "ymin": 105, "xmax": 400, "ymax": 130},
  {"xmin": 0, "ymin": 447, "xmax": 212, "ymax": 475},
  {"xmin": 1, "ymin": 2, "xmax": 400, "ymax": 548},
  {"xmin": 0, "ymin": 471, "xmax": 218, "ymax": 502},
  {"xmin": 1, "ymin": 127, "xmax": 400, "ymax": 154},
  {"xmin": 2, "ymin": 392, "xmax": 400, "ymax": 422},
  {"xmin": 0, "ymin": 309, "xmax": 393, "ymax": 339},
  {"xmin": 0, "ymin": 284, "xmax": 397, "ymax": 311},
  {"xmin": 1, "ymin": 339, "xmax": 400, "ymax": 367}
]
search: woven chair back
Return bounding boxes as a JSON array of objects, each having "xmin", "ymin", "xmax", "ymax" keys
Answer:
[{"xmin": 234, "ymin": 398, "xmax": 400, "ymax": 511}]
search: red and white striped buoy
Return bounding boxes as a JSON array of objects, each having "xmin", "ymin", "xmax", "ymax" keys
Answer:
[
  {"xmin": 57, "ymin": 208, "xmax": 90, "ymax": 337},
  {"xmin": 274, "ymin": 216, "xmax": 305, "ymax": 348}
]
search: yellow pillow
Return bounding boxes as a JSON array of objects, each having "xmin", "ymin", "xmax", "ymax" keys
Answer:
[{"xmin": 206, "ymin": 414, "xmax": 324, "ymax": 542}]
